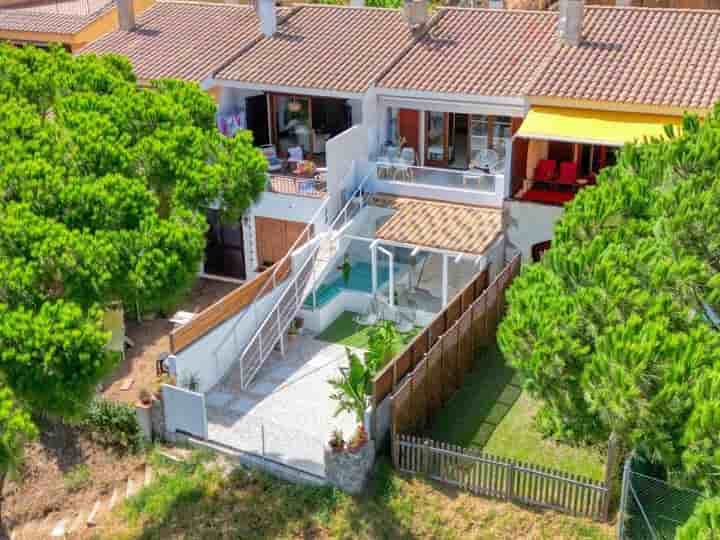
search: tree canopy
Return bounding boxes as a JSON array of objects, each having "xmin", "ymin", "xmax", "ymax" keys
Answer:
[
  {"xmin": 498, "ymin": 106, "xmax": 720, "ymax": 493},
  {"xmin": 0, "ymin": 43, "xmax": 267, "ymax": 516}
]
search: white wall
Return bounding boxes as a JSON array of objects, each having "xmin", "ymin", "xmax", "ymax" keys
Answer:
[
  {"xmin": 219, "ymin": 87, "xmax": 263, "ymax": 115},
  {"xmin": 326, "ymin": 124, "xmax": 370, "ymax": 217},
  {"xmin": 162, "ymin": 384, "xmax": 208, "ymax": 439},
  {"xmin": 506, "ymin": 200, "xmax": 564, "ymax": 262}
]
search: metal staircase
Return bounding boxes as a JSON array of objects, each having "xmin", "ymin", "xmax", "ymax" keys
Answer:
[{"xmin": 213, "ymin": 168, "xmax": 370, "ymax": 392}]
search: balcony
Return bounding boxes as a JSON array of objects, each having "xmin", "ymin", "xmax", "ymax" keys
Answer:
[
  {"xmin": 375, "ymin": 162, "xmax": 498, "ymax": 193},
  {"xmin": 267, "ymin": 174, "xmax": 327, "ymax": 199}
]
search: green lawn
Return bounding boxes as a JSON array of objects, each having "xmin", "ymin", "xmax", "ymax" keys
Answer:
[
  {"xmin": 430, "ymin": 344, "xmax": 606, "ymax": 481},
  {"xmin": 316, "ymin": 311, "xmax": 420, "ymax": 350}
]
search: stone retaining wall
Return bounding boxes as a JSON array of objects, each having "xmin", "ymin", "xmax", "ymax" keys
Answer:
[{"xmin": 324, "ymin": 440, "xmax": 375, "ymax": 495}]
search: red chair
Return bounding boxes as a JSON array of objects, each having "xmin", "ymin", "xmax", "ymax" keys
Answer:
[
  {"xmin": 558, "ymin": 161, "xmax": 578, "ymax": 185},
  {"xmin": 533, "ymin": 159, "xmax": 557, "ymax": 182}
]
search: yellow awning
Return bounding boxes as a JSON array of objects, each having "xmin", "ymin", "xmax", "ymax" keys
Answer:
[{"xmin": 516, "ymin": 107, "xmax": 682, "ymax": 147}]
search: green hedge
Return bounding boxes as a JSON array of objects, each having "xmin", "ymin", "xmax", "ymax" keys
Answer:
[{"xmin": 82, "ymin": 397, "xmax": 145, "ymax": 452}]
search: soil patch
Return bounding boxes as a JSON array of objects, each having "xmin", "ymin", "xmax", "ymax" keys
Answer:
[
  {"xmin": 2, "ymin": 419, "xmax": 145, "ymax": 532},
  {"xmin": 102, "ymin": 278, "xmax": 238, "ymax": 404}
]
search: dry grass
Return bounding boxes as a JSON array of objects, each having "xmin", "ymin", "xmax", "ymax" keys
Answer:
[{"xmin": 99, "ymin": 453, "xmax": 614, "ymax": 540}]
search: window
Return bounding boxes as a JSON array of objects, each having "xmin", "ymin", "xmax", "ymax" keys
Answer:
[{"xmin": 386, "ymin": 107, "xmax": 400, "ymax": 147}]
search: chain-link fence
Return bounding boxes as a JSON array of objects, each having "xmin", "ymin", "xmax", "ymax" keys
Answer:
[{"xmin": 618, "ymin": 456, "xmax": 705, "ymax": 540}]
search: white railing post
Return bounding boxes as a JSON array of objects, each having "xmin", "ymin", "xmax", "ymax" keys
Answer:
[{"xmin": 276, "ymin": 309, "xmax": 284, "ymax": 356}]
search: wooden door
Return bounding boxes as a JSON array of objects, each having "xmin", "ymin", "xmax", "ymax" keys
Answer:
[
  {"xmin": 255, "ymin": 217, "xmax": 312, "ymax": 269},
  {"xmin": 398, "ymin": 109, "xmax": 420, "ymax": 155}
]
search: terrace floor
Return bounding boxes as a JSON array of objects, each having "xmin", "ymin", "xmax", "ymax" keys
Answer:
[{"xmin": 205, "ymin": 335, "xmax": 358, "ymax": 478}]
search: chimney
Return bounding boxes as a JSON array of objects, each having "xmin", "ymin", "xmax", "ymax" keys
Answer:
[
  {"xmin": 350, "ymin": 0, "xmax": 365, "ymax": 5},
  {"xmin": 117, "ymin": 0, "xmax": 135, "ymax": 31},
  {"xmin": 488, "ymin": 0, "xmax": 504, "ymax": 8},
  {"xmin": 257, "ymin": 0, "xmax": 277, "ymax": 38},
  {"xmin": 404, "ymin": 0, "xmax": 428, "ymax": 28},
  {"xmin": 615, "ymin": 0, "xmax": 632, "ymax": 5},
  {"xmin": 558, "ymin": 0, "xmax": 584, "ymax": 46}
]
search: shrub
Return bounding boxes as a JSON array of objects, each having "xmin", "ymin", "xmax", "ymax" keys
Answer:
[
  {"xmin": 676, "ymin": 497, "xmax": 720, "ymax": 540},
  {"xmin": 82, "ymin": 397, "xmax": 145, "ymax": 452},
  {"xmin": 64, "ymin": 464, "xmax": 91, "ymax": 492}
]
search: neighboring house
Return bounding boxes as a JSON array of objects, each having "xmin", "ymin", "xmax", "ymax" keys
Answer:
[
  {"xmin": 0, "ymin": 0, "xmax": 153, "ymax": 51},
  {"xmin": 77, "ymin": 0, "xmax": 720, "ymax": 286}
]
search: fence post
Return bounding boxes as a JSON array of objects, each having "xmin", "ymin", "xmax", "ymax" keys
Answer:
[
  {"xmin": 602, "ymin": 432, "xmax": 620, "ymax": 522},
  {"xmin": 616, "ymin": 457, "xmax": 632, "ymax": 539},
  {"xmin": 505, "ymin": 459, "xmax": 515, "ymax": 502}
]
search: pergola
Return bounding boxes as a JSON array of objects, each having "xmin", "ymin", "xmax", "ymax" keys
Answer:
[{"xmin": 360, "ymin": 195, "xmax": 504, "ymax": 307}]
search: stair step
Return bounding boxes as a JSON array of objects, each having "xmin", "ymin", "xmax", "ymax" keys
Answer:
[
  {"xmin": 87, "ymin": 501, "xmax": 101, "ymax": 527},
  {"xmin": 126, "ymin": 477, "xmax": 135, "ymax": 498},
  {"xmin": 108, "ymin": 488, "xmax": 119, "ymax": 510},
  {"xmin": 144, "ymin": 466, "xmax": 153, "ymax": 487},
  {"xmin": 69, "ymin": 511, "xmax": 85, "ymax": 533},
  {"xmin": 50, "ymin": 518, "xmax": 66, "ymax": 537}
]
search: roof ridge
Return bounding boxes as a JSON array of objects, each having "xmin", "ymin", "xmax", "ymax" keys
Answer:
[
  {"xmin": 291, "ymin": 3, "xmax": 404, "ymax": 11},
  {"xmin": 370, "ymin": 8, "xmax": 448, "ymax": 89},
  {"xmin": 440, "ymin": 6, "xmax": 554, "ymax": 15},
  {"xmin": 157, "ymin": 0, "xmax": 252, "ymax": 7},
  {"xmin": 210, "ymin": 4, "xmax": 303, "ymax": 79},
  {"xmin": 585, "ymin": 4, "xmax": 720, "ymax": 13}
]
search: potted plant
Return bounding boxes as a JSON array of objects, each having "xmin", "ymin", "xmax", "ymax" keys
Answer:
[
  {"xmin": 347, "ymin": 424, "xmax": 368, "ymax": 453},
  {"xmin": 339, "ymin": 255, "xmax": 352, "ymax": 286},
  {"xmin": 138, "ymin": 387, "xmax": 152, "ymax": 407},
  {"xmin": 328, "ymin": 428, "xmax": 345, "ymax": 453}
]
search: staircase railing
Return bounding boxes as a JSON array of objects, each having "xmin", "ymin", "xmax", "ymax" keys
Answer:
[{"xmin": 211, "ymin": 161, "xmax": 365, "ymax": 390}]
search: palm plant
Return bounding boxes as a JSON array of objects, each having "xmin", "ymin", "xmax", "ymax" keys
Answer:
[{"xmin": 329, "ymin": 349, "xmax": 370, "ymax": 425}]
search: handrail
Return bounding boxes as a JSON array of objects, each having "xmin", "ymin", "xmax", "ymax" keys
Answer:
[
  {"xmin": 210, "ymin": 195, "xmax": 331, "ymax": 358},
  {"xmin": 234, "ymin": 233, "xmax": 323, "ymax": 388},
  {"xmin": 211, "ymin": 160, "xmax": 359, "ymax": 358}
]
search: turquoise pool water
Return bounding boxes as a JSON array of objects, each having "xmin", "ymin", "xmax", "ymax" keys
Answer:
[{"xmin": 304, "ymin": 262, "xmax": 390, "ymax": 309}]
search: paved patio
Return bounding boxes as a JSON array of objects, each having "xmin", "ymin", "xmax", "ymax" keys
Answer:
[{"xmin": 205, "ymin": 335, "xmax": 358, "ymax": 478}]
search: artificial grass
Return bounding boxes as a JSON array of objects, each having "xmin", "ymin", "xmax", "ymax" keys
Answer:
[
  {"xmin": 316, "ymin": 311, "xmax": 420, "ymax": 350},
  {"xmin": 430, "ymin": 343, "xmax": 606, "ymax": 481}
]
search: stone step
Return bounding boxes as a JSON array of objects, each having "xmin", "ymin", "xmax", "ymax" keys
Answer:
[
  {"xmin": 144, "ymin": 465, "xmax": 153, "ymax": 487},
  {"xmin": 108, "ymin": 488, "xmax": 119, "ymax": 510},
  {"xmin": 125, "ymin": 477, "xmax": 135, "ymax": 499},
  {"xmin": 86, "ymin": 501, "xmax": 101, "ymax": 527},
  {"xmin": 50, "ymin": 518, "xmax": 66, "ymax": 537},
  {"xmin": 69, "ymin": 511, "xmax": 85, "ymax": 534}
]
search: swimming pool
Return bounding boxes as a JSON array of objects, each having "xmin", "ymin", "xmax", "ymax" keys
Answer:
[{"xmin": 304, "ymin": 262, "xmax": 391, "ymax": 309}]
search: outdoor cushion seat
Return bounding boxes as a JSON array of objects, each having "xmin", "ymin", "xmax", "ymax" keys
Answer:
[
  {"xmin": 534, "ymin": 159, "xmax": 557, "ymax": 182},
  {"xmin": 558, "ymin": 161, "xmax": 578, "ymax": 185},
  {"xmin": 260, "ymin": 144, "xmax": 283, "ymax": 172}
]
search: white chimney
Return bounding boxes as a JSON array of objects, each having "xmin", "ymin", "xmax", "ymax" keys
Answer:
[
  {"xmin": 350, "ymin": 0, "xmax": 365, "ymax": 6},
  {"xmin": 404, "ymin": 0, "xmax": 428, "ymax": 28},
  {"xmin": 488, "ymin": 0, "xmax": 504, "ymax": 8},
  {"xmin": 117, "ymin": 0, "xmax": 135, "ymax": 31},
  {"xmin": 257, "ymin": 0, "xmax": 277, "ymax": 38},
  {"xmin": 558, "ymin": 0, "xmax": 584, "ymax": 46},
  {"xmin": 615, "ymin": 0, "xmax": 632, "ymax": 5}
]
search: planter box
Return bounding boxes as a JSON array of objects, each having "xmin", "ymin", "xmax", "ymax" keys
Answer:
[{"xmin": 324, "ymin": 439, "xmax": 375, "ymax": 495}]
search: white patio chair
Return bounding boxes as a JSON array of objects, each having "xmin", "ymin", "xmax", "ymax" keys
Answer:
[
  {"xmin": 393, "ymin": 147, "xmax": 416, "ymax": 182},
  {"xmin": 287, "ymin": 146, "xmax": 304, "ymax": 168},
  {"xmin": 260, "ymin": 144, "xmax": 283, "ymax": 172}
]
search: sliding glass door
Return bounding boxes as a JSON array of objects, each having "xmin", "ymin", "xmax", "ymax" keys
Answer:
[{"xmin": 274, "ymin": 95, "xmax": 312, "ymax": 157}]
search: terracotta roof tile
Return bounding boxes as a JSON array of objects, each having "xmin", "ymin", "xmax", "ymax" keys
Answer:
[
  {"xmin": 377, "ymin": 8, "xmax": 559, "ymax": 98},
  {"xmin": 371, "ymin": 194, "xmax": 503, "ymax": 255},
  {"xmin": 529, "ymin": 7, "xmax": 720, "ymax": 109},
  {"xmin": 0, "ymin": 0, "xmax": 112, "ymax": 34},
  {"xmin": 83, "ymin": 2, "xmax": 265, "ymax": 82},
  {"xmin": 215, "ymin": 5, "xmax": 415, "ymax": 94}
]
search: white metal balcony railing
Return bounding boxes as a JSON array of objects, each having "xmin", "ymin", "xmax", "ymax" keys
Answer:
[
  {"xmin": 267, "ymin": 174, "xmax": 328, "ymax": 199},
  {"xmin": 212, "ymin": 163, "xmax": 369, "ymax": 392}
]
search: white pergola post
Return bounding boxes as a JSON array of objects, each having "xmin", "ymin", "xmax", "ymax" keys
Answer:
[
  {"xmin": 377, "ymin": 246, "xmax": 394, "ymax": 307},
  {"xmin": 370, "ymin": 242, "xmax": 378, "ymax": 295},
  {"xmin": 442, "ymin": 253, "xmax": 449, "ymax": 307}
]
